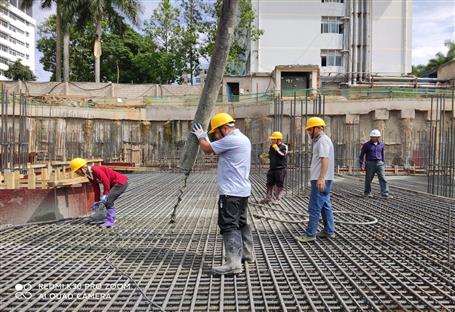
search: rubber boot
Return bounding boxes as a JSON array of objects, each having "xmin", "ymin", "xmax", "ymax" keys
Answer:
[
  {"xmin": 271, "ymin": 186, "xmax": 284, "ymax": 205},
  {"xmin": 259, "ymin": 186, "xmax": 273, "ymax": 204},
  {"xmin": 100, "ymin": 207, "xmax": 116, "ymax": 227},
  {"xmin": 212, "ymin": 230, "xmax": 243, "ymax": 275},
  {"xmin": 240, "ymin": 224, "xmax": 255, "ymax": 263}
]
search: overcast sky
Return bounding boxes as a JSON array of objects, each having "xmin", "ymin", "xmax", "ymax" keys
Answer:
[{"xmin": 32, "ymin": 0, "xmax": 455, "ymax": 81}]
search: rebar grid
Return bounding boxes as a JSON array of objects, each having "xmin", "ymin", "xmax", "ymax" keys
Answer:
[{"xmin": 0, "ymin": 173, "xmax": 454, "ymax": 311}]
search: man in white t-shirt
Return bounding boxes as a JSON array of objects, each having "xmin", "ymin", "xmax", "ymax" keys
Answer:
[
  {"xmin": 295, "ymin": 117, "xmax": 336, "ymax": 242},
  {"xmin": 191, "ymin": 113, "xmax": 254, "ymax": 275}
]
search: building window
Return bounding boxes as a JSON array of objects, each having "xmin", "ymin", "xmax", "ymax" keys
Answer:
[
  {"xmin": 0, "ymin": 57, "xmax": 11, "ymax": 65},
  {"xmin": 322, "ymin": 0, "xmax": 344, "ymax": 3},
  {"xmin": 321, "ymin": 16, "xmax": 344, "ymax": 34},
  {"xmin": 0, "ymin": 43, "xmax": 26, "ymax": 58},
  {"xmin": 321, "ymin": 50, "xmax": 342, "ymax": 67}
]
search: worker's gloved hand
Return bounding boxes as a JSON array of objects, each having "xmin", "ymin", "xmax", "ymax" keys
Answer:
[
  {"xmin": 260, "ymin": 152, "xmax": 269, "ymax": 159},
  {"xmin": 101, "ymin": 195, "xmax": 108, "ymax": 203},
  {"xmin": 191, "ymin": 123, "xmax": 208, "ymax": 140},
  {"xmin": 92, "ymin": 201, "xmax": 101, "ymax": 211},
  {"xmin": 272, "ymin": 144, "xmax": 279, "ymax": 151}
]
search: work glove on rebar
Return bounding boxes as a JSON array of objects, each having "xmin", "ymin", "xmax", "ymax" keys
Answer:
[
  {"xmin": 92, "ymin": 201, "xmax": 102, "ymax": 211},
  {"xmin": 272, "ymin": 144, "xmax": 279, "ymax": 152},
  {"xmin": 191, "ymin": 123, "xmax": 208, "ymax": 141},
  {"xmin": 101, "ymin": 195, "xmax": 108, "ymax": 203}
]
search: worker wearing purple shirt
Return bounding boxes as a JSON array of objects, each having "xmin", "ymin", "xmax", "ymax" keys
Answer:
[{"xmin": 359, "ymin": 129, "xmax": 392, "ymax": 198}]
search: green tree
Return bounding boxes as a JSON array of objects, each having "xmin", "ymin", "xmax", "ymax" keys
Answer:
[
  {"xmin": 78, "ymin": 0, "xmax": 142, "ymax": 82},
  {"xmin": 5, "ymin": 60, "xmax": 36, "ymax": 81},
  {"xmin": 413, "ymin": 40, "xmax": 455, "ymax": 77},
  {"xmin": 22, "ymin": 0, "xmax": 63, "ymax": 81},
  {"xmin": 179, "ymin": 0, "xmax": 206, "ymax": 84},
  {"xmin": 202, "ymin": 0, "xmax": 263, "ymax": 75},
  {"xmin": 144, "ymin": 0, "xmax": 184, "ymax": 83},
  {"xmin": 38, "ymin": 16, "xmax": 163, "ymax": 83},
  {"xmin": 22, "ymin": 0, "xmax": 83, "ymax": 82}
]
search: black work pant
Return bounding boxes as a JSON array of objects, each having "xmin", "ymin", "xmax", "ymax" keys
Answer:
[
  {"xmin": 218, "ymin": 195, "xmax": 249, "ymax": 234},
  {"xmin": 266, "ymin": 168, "xmax": 287, "ymax": 188},
  {"xmin": 105, "ymin": 182, "xmax": 128, "ymax": 208}
]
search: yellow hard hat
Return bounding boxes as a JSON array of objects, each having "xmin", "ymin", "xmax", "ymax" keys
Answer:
[
  {"xmin": 305, "ymin": 117, "xmax": 326, "ymax": 130},
  {"xmin": 69, "ymin": 157, "xmax": 87, "ymax": 172},
  {"xmin": 270, "ymin": 131, "xmax": 283, "ymax": 140},
  {"xmin": 208, "ymin": 113, "xmax": 235, "ymax": 134}
]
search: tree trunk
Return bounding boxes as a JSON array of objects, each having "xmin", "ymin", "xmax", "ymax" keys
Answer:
[
  {"xmin": 55, "ymin": 5, "xmax": 62, "ymax": 82},
  {"xmin": 179, "ymin": 0, "xmax": 240, "ymax": 171},
  {"xmin": 94, "ymin": 15, "xmax": 102, "ymax": 83},
  {"xmin": 63, "ymin": 29, "xmax": 70, "ymax": 82}
]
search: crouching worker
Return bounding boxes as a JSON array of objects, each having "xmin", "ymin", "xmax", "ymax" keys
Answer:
[
  {"xmin": 191, "ymin": 113, "xmax": 254, "ymax": 275},
  {"xmin": 260, "ymin": 131, "xmax": 288, "ymax": 204},
  {"xmin": 69, "ymin": 158, "xmax": 128, "ymax": 227}
]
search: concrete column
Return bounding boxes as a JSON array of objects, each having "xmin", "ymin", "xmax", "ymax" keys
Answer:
[
  {"xmin": 345, "ymin": 114, "xmax": 360, "ymax": 125},
  {"xmin": 244, "ymin": 118, "xmax": 252, "ymax": 140},
  {"xmin": 110, "ymin": 83, "xmax": 116, "ymax": 97},
  {"xmin": 140, "ymin": 121, "xmax": 152, "ymax": 144},
  {"xmin": 83, "ymin": 120, "xmax": 94, "ymax": 158},
  {"xmin": 400, "ymin": 109, "xmax": 415, "ymax": 168},
  {"xmin": 64, "ymin": 82, "xmax": 69, "ymax": 96},
  {"xmin": 345, "ymin": 114, "xmax": 360, "ymax": 169},
  {"xmin": 373, "ymin": 109, "xmax": 389, "ymax": 136}
]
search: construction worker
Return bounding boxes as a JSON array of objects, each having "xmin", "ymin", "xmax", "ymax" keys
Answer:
[
  {"xmin": 69, "ymin": 158, "xmax": 128, "ymax": 227},
  {"xmin": 359, "ymin": 129, "xmax": 392, "ymax": 198},
  {"xmin": 295, "ymin": 117, "xmax": 335, "ymax": 242},
  {"xmin": 260, "ymin": 131, "xmax": 288, "ymax": 204},
  {"xmin": 191, "ymin": 113, "xmax": 254, "ymax": 275}
]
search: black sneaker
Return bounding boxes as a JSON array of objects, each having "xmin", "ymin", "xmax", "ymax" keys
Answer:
[{"xmin": 316, "ymin": 231, "xmax": 336, "ymax": 239}]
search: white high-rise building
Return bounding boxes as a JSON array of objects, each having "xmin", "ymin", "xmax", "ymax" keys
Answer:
[
  {"xmin": 0, "ymin": 0, "xmax": 36, "ymax": 80},
  {"xmin": 248, "ymin": 0, "xmax": 412, "ymax": 86}
]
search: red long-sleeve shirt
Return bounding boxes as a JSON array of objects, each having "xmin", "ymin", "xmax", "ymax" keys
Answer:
[{"xmin": 88, "ymin": 165, "xmax": 128, "ymax": 201}]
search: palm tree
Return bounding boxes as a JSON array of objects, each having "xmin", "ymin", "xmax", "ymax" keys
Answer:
[
  {"xmin": 60, "ymin": 1, "xmax": 84, "ymax": 82},
  {"xmin": 21, "ymin": 0, "xmax": 62, "ymax": 81},
  {"xmin": 82, "ymin": 0, "xmax": 142, "ymax": 82}
]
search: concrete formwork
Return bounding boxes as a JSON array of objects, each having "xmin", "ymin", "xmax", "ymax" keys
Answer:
[
  {"xmin": 0, "ymin": 183, "xmax": 94, "ymax": 225},
  {"xmin": 1, "ymin": 95, "xmax": 454, "ymax": 168}
]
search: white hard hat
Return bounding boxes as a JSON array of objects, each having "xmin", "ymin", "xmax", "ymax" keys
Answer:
[{"xmin": 370, "ymin": 129, "xmax": 381, "ymax": 137}]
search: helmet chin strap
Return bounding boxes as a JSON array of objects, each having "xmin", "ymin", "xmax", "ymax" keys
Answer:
[{"xmin": 218, "ymin": 127, "xmax": 225, "ymax": 138}]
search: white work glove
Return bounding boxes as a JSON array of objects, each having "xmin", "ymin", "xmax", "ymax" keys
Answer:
[{"xmin": 191, "ymin": 123, "xmax": 208, "ymax": 140}]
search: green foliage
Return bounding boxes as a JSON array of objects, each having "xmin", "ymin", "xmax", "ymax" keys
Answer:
[
  {"xmin": 202, "ymin": 0, "xmax": 263, "ymax": 75},
  {"xmin": 413, "ymin": 40, "xmax": 455, "ymax": 77},
  {"xmin": 37, "ymin": 0, "xmax": 264, "ymax": 82},
  {"xmin": 4, "ymin": 60, "xmax": 36, "ymax": 81},
  {"xmin": 143, "ymin": 0, "xmax": 185, "ymax": 83},
  {"xmin": 38, "ymin": 16, "xmax": 163, "ymax": 83}
]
